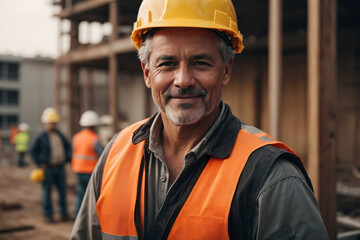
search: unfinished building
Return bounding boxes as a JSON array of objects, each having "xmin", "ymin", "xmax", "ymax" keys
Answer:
[{"xmin": 53, "ymin": 0, "xmax": 360, "ymax": 238}]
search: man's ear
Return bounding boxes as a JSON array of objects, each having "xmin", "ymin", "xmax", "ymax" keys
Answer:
[
  {"xmin": 141, "ymin": 62, "xmax": 151, "ymax": 88},
  {"xmin": 222, "ymin": 59, "xmax": 233, "ymax": 86}
]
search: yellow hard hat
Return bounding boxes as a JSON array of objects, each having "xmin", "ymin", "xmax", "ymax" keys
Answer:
[
  {"xmin": 30, "ymin": 168, "xmax": 45, "ymax": 183},
  {"xmin": 41, "ymin": 107, "xmax": 60, "ymax": 123},
  {"xmin": 131, "ymin": 0, "xmax": 244, "ymax": 53}
]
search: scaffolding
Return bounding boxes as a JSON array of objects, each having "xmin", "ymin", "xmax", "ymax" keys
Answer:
[{"xmin": 53, "ymin": 0, "xmax": 143, "ymax": 136}]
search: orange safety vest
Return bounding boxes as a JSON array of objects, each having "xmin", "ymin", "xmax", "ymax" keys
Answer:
[
  {"xmin": 96, "ymin": 121, "xmax": 297, "ymax": 240},
  {"xmin": 71, "ymin": 129, "xmax": 99, "ymax": 174}
]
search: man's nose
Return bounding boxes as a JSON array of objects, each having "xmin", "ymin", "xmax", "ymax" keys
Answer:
[{"xmin": 173, "ymin": 64, "xmax": 195, "ymax": 89}]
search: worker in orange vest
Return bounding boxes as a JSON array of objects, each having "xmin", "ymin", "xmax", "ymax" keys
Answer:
[
  {"xmin": 71, "ymin": 0, "xmax": 328, "ymax": 239},
  {"xmin": 71, "ymin": 110, "xmax": 103, "ymax": 216}
]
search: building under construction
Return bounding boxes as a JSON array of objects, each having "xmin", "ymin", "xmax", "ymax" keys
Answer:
[{"xmin": 52, "ymin": 0, "xmax": 360, "ymax": 239}]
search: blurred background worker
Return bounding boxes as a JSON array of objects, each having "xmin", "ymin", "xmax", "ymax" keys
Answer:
[
  {"xmin": 98, "ymin": 114, "xmax": 114, "ymax": 147},
  {"xmin": 14, "ymin": 122, "xmax": 30, "ymax": 167},
  {"xmin": 71, "ymin": 110, "xmax": 103, "ymax": 216},
  {"xmin": 29, "ymin": 107, "xmax": 72, "ymax": 223}
]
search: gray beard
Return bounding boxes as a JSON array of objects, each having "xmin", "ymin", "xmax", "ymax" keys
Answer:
[
  {"xmin": 152, "ymin": 92, "xmax": 206, "ymax": 125},
  {"xmin": 164, "ymin": 103, "xmax": 206, "ymax": 125}
]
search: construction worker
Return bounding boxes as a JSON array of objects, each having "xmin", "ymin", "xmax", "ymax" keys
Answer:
[
  {"xmin": 98, "ymin": 114, "xmax": 114, "ymax": 147},
  {"xmin": 29, "ymin": 107, "xmax": 72, "ymax": 223},
  {"xmin": 72, "ymin": 110, "xmax": 103, "ymax": 216},
  {"xmin": 71, "ymin": 0, "xmax": 329, "ymax": 239},
  {"xmin": 14, "ymin": 122, "xmax": 30, "ymax": 167}
]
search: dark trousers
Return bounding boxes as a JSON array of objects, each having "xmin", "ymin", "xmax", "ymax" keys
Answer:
[
  {"xmin": 42, "ymin": 166, "xmax": 68, "ymax": 218},
  {"xmin": 17, "ymin": 152, "xmax": 26, "ymax": 166},
  {"xmin": 74, "ymin": 173, "xmax": 91, "ymax": 216}
]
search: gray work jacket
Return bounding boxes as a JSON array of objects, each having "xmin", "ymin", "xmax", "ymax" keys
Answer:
[{"xmin": 71, "ymin": 104, "xmax": 328, "ymax": 240}]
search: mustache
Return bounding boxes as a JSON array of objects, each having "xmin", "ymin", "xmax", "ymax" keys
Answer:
[{"xmin": 164, "ymin": 87, "xmax": 206, "ymax": 100}]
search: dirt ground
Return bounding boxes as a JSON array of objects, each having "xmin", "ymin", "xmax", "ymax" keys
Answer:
[
  {"xmin": 1, "ymin": 148, "xmax": 360, "ymax": 239},
  {"xmin": 0, "ymin": 152, "xmax": 77, "ymax": 240}
]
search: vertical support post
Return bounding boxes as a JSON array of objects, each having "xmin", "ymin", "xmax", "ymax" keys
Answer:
[
  {"xmin": 109, "ymin": 0, "xmax": 119, "ymax": 132},
  {"xmin": 255, "ymin": 58, "xmax": 263, "ymax": 128},
  {"xmin": 64, "ymin": 64, "xmax": 72, "ymax": 138},
  {"xmin": 268, "ymin": 0, "xmax": 282, "ymax": 139},
  {"xmin": 109, "ymin": 55, "xmax": 118, "ymax": 133},
  {"xmin": 85, "ymin": 69, "xmax": 94, "ymax": 110},
  {"xmin": 54, "ymin": 62, "xmax": 61, "ymax": 112},
  {"xmin": 67, "ymin": 65, "xmax": 80, "ymax": 137},
  {"xmin": 110, "ymin": 1, "xmax": 118, "ymax": 41},
  {"xmin": 307, "ymin": 0, "xmax": 337, "ymax": 238},
  {"xmin": 307, "ymin": 0, "xmax": 320, "ymax": 199},
  {"xmin": 70, "ymin": 21, "xmax": 79, "ymax": 50}
]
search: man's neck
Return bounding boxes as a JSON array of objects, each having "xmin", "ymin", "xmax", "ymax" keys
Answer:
[
  {"xmin": 159, "ymin": 106, "xmax": 220, "ymax": 184},
  {"xmin": 160, "ymin": 106, "xmax": 220, "ymax": 156}
]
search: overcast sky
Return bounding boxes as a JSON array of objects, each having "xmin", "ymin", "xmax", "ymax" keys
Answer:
[{"xmin": 0, "ymin": 0, "xmax": 59, "ymax": 58}]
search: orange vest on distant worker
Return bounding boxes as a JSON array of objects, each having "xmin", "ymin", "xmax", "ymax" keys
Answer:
[
  {"xmin": 71, "ymin": 129, "xmax": 99, "ymax": 174},
  {"xmin": 96, "ymin": 120, "xmax": 297, "ymax": 239}
]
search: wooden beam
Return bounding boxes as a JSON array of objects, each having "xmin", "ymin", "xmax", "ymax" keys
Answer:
[
  {"xmin": 307, "ymin": 0, "xmax": 320, "ymax": 198},
  {"xmin": 268, "ymin": 0, "xmax": 282, "ymax": 139},
  {"xmin": 54, "ymin": 63, "xmax": 61, "ymax": 112},
  {"xmin": 307, "ymin": 0, "xmax": 337, "ymax": 238},
  {"xmin": 109, "ymin": 54, "xmax": 118, "ymax": 133},
  {"xmin": 69, "ymin": 65, "xmax": 81, "ymax": 136},
  {"xmin": 85, "ymin": 69, "xmax": 95, "ymax": 111},
  {"xmin": 319, "ymin": 0, "xmax": 337, "ymax": 236},
  {"xmin": 337, "ymin": 216, "xmax": 360, "ymax": 230},
  {"xmin": 64, "ymin": 64, "xmax": 73, "ymax": 138},
  {"xmin": 57, "ymin": 38, "xmax": 135, "ymax": 64},
  {"xmin": 57, "ymin": 0, "xmax": 112, "ymax": 19},
  {"xmin": 108, "ymin": 1, "xmax": 119, "ymax": 133},
  {"xmin": 110, "ymin": 0, "xmax": 118, "ymax": 42},
  {"xmin": 70, "ymin": 20, "xmax": 79, "ymax": 50}
]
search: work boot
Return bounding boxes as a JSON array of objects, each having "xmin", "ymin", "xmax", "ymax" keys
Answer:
[
  {"xmin": 44, "ymin": 216, "xmax": 55, "ymax": 223},
  {"xmin": 60, "ymin": 215, "xmax": 74, "ymax": 222}
]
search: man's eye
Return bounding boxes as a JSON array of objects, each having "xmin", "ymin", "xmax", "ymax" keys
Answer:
[
  {"xmin": 194, "ymin": 61, "xmax": 211, "ymax": 66},
  {"xmin": 158, "ymin": 62, "xmax": 176, "ymax": 67}
]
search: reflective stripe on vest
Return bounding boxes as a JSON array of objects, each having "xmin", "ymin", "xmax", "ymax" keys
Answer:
[
  {"xmin": 71, "ymin": 129, "xmax": 99, "ymax": 174},
  {"xmin": 102, "ymin": 232, "xmax": 139, "ymax": 240},
  {"xmin": 96, "ymin": 121, "xmax": 296, "ymax": 239}
]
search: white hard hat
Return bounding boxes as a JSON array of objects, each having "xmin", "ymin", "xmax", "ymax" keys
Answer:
[
  {"xmin": 100, "ymin": 115, "xmax": 113, "ymax": 125},
  {"xmin": 79, "ymin": 110, "xmax": 100, "ymax": 127},
  {"xmin": 18, "ymin": 122, "xmax": 30, "ymax": 131},
  {"xmin": 41, "ymin": 107, "xmax": 60, "ymax": 123}
]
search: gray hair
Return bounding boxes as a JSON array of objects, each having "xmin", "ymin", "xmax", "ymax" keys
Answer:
[{"xmin": 138, "ymin": 30, "xmax": 235, "ymax": 69}]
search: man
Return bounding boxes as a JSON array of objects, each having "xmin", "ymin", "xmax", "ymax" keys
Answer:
[
  {"xmin": 29, "ymin": 107, "xmax": 72, "ymax": 223},
  {"xmin": 72, "ymin": 0, "xmax": 328, "ymax": 239},
  {"xmin": 72, "ymin": 110, "xmax": 103, "ymax": 216},
  {"xmin": 98, "ymin": 115, "xmax": 114, "ymax": 147},
  {"xmin": 14, "ymin": 122, "xmax": 30, "ymax": 167}
]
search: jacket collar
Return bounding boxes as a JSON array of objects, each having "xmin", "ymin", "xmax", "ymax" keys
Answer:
[{"xmin": 132, "ymin": 103, "xmax": 243, "ymax": 159}]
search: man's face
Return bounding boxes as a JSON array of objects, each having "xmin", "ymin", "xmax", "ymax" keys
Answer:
[
  {"xmin": 142, "ymin": 28, "xmax": 232, "ymax": 125},
  {"xmin": 45, "ymin": 122, "xmax": 57, "ymax": 132}
]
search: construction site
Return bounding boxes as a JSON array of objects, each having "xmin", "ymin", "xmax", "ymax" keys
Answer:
[{"xmin": 0, "ymin": 0, "xmax": 359, "ymax": 239}]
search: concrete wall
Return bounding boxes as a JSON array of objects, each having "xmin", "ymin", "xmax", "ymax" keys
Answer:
[
  {"xmin": 0, "ymin": 55, "xmax": 55, "ymax": 145},
  {"xmin": 20, "ymin": 58, "xmax": 55, "ymax": 139}
]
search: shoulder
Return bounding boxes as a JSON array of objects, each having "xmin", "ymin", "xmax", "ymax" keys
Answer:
[
  {"xmin": 253, "ymin": 157, "xmax": 327, "ymax": 239},
  {"xmin": 33, "ymin": 131, "xmax": 47, "ymax": 140},
  {"xmin": 92, "ymin": 132, "xmax": 120, "ymax": 199},
  {"xmin": 259, "ymin": 156, "xmax": 308, "ymax": 196},
  {"xmin": 229, "ymin": 145, "xmax": 312, "ymax": 239}
]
